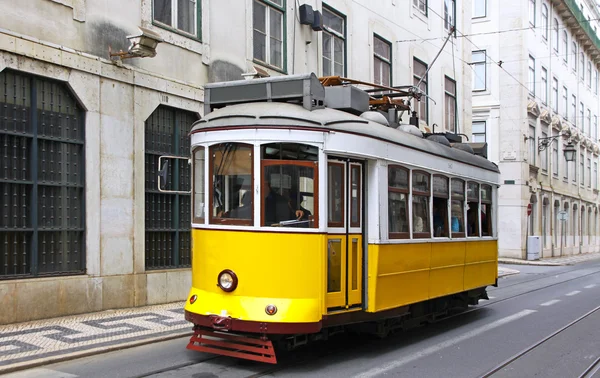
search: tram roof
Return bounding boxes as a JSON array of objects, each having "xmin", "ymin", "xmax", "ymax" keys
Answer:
[{"xmin": 190, "ymin": 102, "xmax": 500, "ymax": 174}]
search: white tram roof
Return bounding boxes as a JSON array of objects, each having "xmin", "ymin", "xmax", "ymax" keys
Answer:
[{"xmin": 191, "ymin": 102, "xmax": 500, "ymax": 174}]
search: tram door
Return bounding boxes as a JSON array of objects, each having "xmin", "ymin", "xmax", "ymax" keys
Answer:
[{"xmin": 326, "ymin": 159, "xmax": 363, "ymax": 311}]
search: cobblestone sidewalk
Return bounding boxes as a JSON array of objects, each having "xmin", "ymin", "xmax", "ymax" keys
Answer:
[
  {"xmin": 0, "ymin": 302, "xmax": 190, "ymax": 375},
  {"xmin": 499, "ymin": 251, "xmax": 600, "ymax": 266}
]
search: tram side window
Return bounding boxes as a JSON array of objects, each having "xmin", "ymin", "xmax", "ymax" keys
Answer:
[
  {"xmin": 388, "ymin": 165, "xmax": 409, "ymax": 239},
  {"xmin": 467, "ymin": 182, "xmax": 480, "ymax": 237},
  {"xmin": 451, "ymin": 179, "xmax": 465, "ymax": 237},
  {"xmin": 193, "ymin": 147, "xmax": 205, "ymax": 223},
  {"xmin": 412, "ymin": 171, "xmax": 431, "ymax": 238},
  {"xmin": 328, "ymin": 162, "xmax": 344, "ymax": 227},
  {"xmin": 261, "ymin": 143, "xmax": 318, "ymax": 228},
  {"xmin": 433, "ymin": 175, "xmax": 449, "ymax": 237},
  {"xmin": 481, "ymin": 184, "xmax": 493, "ymax": 236},
  {"xmin": 209, "ymin": 143, "xmax": 254, "ymax": 225}
]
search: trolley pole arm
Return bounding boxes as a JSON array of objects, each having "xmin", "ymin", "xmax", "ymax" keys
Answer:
[{"xmin": 413, "ymin": 27, "xmax": 455, "ymax": 97}]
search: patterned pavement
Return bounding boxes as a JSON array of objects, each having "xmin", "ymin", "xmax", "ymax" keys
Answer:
[{"xmin": 0, "ymin": 302, "xmax": 190, "ymax": 375}]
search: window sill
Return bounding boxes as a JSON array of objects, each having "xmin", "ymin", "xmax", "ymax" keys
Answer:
[
  {"xmin": 152, "ymin": 21, "xmax": 202, "ymax": 43},
  {"xmin": 252, "ymin": 59, "xmax": 287, "ymax": 75}
]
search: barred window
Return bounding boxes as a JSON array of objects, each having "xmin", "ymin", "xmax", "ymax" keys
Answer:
[
  {"xmin": 1, "ymin": 70, "xmax": 85, "ymax": 279},
  {"xmin": 145, "ymin": 106, "xmax": 198, "ymax": 270}
]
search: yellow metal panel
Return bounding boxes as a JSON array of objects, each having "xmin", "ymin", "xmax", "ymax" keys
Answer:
[
  {"xmin": 325, "ymin": 236, "xmax": 346, "ymax": 309},
  {"xmin": 465, "ymin": 240, "xmax": 498, "ymax": 263},
  {"xmin": 429, "ymin": 242, "xmax": 465, "ymax": 298},
  {"xmin": 371, "ymin": 243, "xmax": 431, "ymax": 311},
  {"xmin": 376, "ymin": 243, "xmax": 431, "ymax": 275},
  {"xmin": 190, "ymin": 229, "xmax": 325, "ymax": 323},
  {"xmin": 464, "ymin": 240, "xmax": 498, "ymax": 289},
  {"xmin": 367, "ymin": 244, "xmax": 379, "ymax": 312},
  {"xmin": 348, "ymin": 234, "xmax": 362, "ymax": 306}
]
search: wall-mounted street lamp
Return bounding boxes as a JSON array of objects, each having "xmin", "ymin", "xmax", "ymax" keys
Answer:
[
  {"xmin": 109, "ymin": 27, "xmax": 163, "ymax": 61},
  {"xmin": 538, "ymin": 134, "xmax": 576, "ymax": 162}
]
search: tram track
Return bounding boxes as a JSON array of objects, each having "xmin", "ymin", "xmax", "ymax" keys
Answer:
[
  {"xmin": 436, "ymin": 266, "xmax": 600, "ymax": 323},
  {"xmin": 133, "ymin": 266, "xmax": 600, "ymax": 378},
  {"xmin": 479, "ymin": 304, "xmax": 600, "ymax": 378}
]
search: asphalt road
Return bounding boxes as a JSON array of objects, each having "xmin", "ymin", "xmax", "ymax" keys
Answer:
[{"xmin": 6, "ymin": 260, "xmax": 600, "ymax": 378}]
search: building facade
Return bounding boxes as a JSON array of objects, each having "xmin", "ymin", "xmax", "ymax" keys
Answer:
[
  {"xmin": 0, "ymin": 0, "xmax": 471, "ymax": 325},
  {"xmin": 471, "ymin": 0, "xmax": 600, "ymax": 259}
]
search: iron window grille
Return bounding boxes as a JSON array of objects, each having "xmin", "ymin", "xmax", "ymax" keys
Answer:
[
  {"xmin": 144, "ymin": 106, "xmax": 198, "ymax": 270},
  {"xmin": 0, "ymin": 70, "xmax": 86, "ymax": 279}
]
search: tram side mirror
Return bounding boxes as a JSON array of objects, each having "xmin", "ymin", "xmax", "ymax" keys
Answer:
[
  {"xmin": 158, "ymin": 159, "xmax": 170, "ymax": 191},
  {"xmin": 157, "ymin": 155, "xmax": 192, "ymax": 194}
]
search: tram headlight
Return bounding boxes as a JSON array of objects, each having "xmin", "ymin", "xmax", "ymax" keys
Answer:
[{"xmin": 217, "ymin": 269, "xmax": 238, "ymax": 292}]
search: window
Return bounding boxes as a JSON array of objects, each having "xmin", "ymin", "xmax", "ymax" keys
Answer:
[
  {"xmin": 253, "ymin": 0, "xmax": 285, "ymax": 70},
  {"xmin": 445, "ymin": 76, "xmax": 457, "ymax": 132},
  {"xmin": 528, "ymin": 55, "xmax": 536, "ymax": 95},
  {"xmin": 571, "ymin": 95, "xmax": 577, "ymax": 125},
  {"xmin": 562, "ymin": 86, "xmax": 568, "ymax": 118},
  {"xmin": 388, "ymin": 166, "xmax": 409, "ymax": 239},
  {"xmin": 541, "ymin": 129, "xmax": 548, "ymax": 171},
  {"xmin": 193, "ymin": 147, "xmax": 205, "ymax": 223},
  {"xmin": 323, "ymin": 7, "xmax": 345, "ymax": 77},
  {"xmin": 414, "ymin": 0, "xmax": 427, "ymax": 15},
  {"xmin": 540, "ymin": 67, "xmax": 548, "ymax": 104},
  {"xmin": 553, "ymin": 18, "xmax": 559, "ymax": 51},
  {"xmin": 444, "ymin": 0, "xmax": 455, "ymax": 31},
  {"xmin": 580, "ymin": 52, "xmax": 585, "ymax": 81},
  {"xmin": 588, "ymin": 158, "xmax": 592, "ymax": 188},
  {"xmin": 594, "ymin": 115, "xmax": 598, "ymax": 141},
  {"xmin": 481, "ymin": 185, "xmax": 493, "ymax": 236},
  {"xmin": 541, "ymin": 5, "xmax": 548, "ymax": 40},
  {"xmin": 467, "ymin": 182, "xmax": 480, "ymax": 237},
  {"xmin": 553, "ymin": 77, "xmax": 560, "ymax": 112},
  {"xmin": 553, "ymin": 131, "xmax": 559, "ymax": 177},
  {"xmin": 594, "ymin": 161, "xmax": 598, "ymax": 190},
  {"xmin": 0, "ymin": 70, "xmax": 85, "ymax": 278},
  {"xmin": 580, "ymin": 102, "xmax": 584, "ymax": 130},
  {"xmin": 572, "ymin": 148, "xmax": 577, "ymax": 183},
  {"xmin": 572, "ymin": 41, "xmax": 577, "ymax": 72},
  {"xmin": 588, "ymin": 62, "xmax": 593, "ymax": 88},
  {"xmin": 210, "ymin": 143, "xmax": 254, "ymax": 225},
  {"xmin": 529, "ymin": 124, "xmax": 536, "ymax": 165},
  {"xmin": 529, "ymin": 0, "xmax": 536, "ymax": 27},
  {"xmin": 587, "ymin": 109, "xmax": 591, "ymax": 135},
  {"xmin": 412, "ymin": 171, "xmax": 431, "ymax": 238},
  {"xmin": 153, "ymin": 0, "xmax": 199, "ymax": 37},
  {"xmin": 374, "ymin": 35, "xmax": 391, "ymax": 87},
  {"xmin": 473, "ymin": 0, "xmax": 486, "ymax": 18},
  {"xmin": 414, "ymin": 58, "xmax": 429, "ymax": 123},
  {"xmin": 564, "ymin": 143, "xmax": 570, "ymax": 181},
  {"xmin": 328, "ymin": 162, "xmax": 344, "ymax": 227},
  {"xmin": 262, "ymin": 143, "xmax": 318, "ymax": 228},
  {"xmin": 472, "ymin": 121, "xmax": 486, "ymax": 142},
  {"xmin": 451, "ymin": 179, "xmax": 465, "ymax": 237},
  {"xmin": 350, "ymin": 164, "xmax": 361, "ymax": 228},
  {"xmin": 581, "ymin": 153, "xmax": 585, "ymax": 186},
  {"xmin": 563, "ymin": 31, "xmax": 568, "ymax": 63},
  {"xmin": 433, "ymin": 176, "xmax": 449, "ymax": 237},
  {"xmin": 472, "ymin": 50, "xmax": 486, "ymax": 91},
  {"xmin": 595, "ymin": 69, "xmax": 599, "ymax": 94},
  {"xmin": 145, "ymin": 106, "xmax": 198, "ymax": 270}
]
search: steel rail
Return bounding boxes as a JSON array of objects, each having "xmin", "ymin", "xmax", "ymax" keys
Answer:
[{"xmin": 479, "ymin": 304, "xmax": 600, "ymax": 378}]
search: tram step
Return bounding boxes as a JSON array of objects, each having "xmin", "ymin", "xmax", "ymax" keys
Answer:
[{"xmin": 187, "ymin": 328, "xmax": 277, "ymax": 364}]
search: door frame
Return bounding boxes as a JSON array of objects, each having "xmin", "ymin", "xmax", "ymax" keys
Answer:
[{"xmin": 325, "ymin": 157, "xmax": 364, "ymax": 311}]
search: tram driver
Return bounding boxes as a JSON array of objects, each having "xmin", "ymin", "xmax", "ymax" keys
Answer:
[{"xmin": 264, "ymin": 179, "xmax": 308, "ymax": 226}]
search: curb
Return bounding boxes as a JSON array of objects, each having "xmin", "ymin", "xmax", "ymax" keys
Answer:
[
  {"xmin": 0, "ymin": 330, "xmax": 192, "ymax": 376},
  {"xmin": 498, "ymin": 259, "xmax": 564, "ymax": 266}
]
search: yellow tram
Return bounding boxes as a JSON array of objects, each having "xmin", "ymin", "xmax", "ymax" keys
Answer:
[{"xmin": 162, "ymin": 73, "xmax": 500, "ymax": 363}]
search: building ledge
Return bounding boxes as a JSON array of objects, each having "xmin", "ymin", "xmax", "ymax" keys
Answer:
[{"xmin": 553, "ymin": 0, "xmax": 600, "ymax": 63}]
